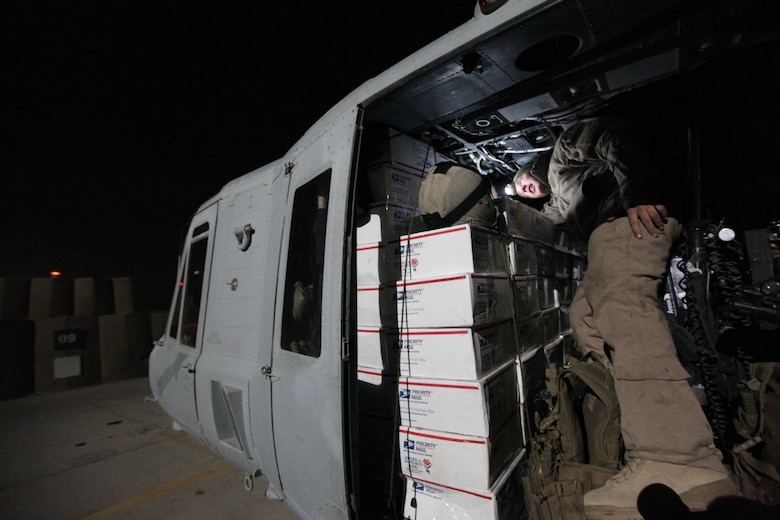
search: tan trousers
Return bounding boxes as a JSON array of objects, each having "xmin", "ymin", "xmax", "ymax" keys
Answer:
[{"xmin": 570, "ymin": 217, "xmax": 722, "ymax": 468}]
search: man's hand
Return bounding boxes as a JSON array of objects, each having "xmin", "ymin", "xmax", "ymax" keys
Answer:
[{"xmin": 627, "ymin": 204, "xmax": 668, "ymax": 238}]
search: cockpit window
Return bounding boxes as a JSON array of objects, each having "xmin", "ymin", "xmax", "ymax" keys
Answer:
[
  {"xmin": 281, "ymin": 171, "xmax": 331, "ymax": 357},
  {"xmin": 170, "ymin": 224, "xmax": 210, "ymax": 348}
]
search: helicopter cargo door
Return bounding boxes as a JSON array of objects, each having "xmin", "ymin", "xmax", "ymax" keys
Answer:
[{"xmin": 269, "ymin": 109, "xmax": 358, "ymax": 519}]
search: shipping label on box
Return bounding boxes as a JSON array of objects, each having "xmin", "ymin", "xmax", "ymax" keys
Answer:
[
  {"xmin": 358, "ymin": 284, "xmax": 397, "ymax": 328},
  {"xmin": 366, "ymin": 163, "xmax": 425, "ymax": 206},
  {"xmin": 403, "ymin": 450, "xmax": 526, "ymax": 520},
  {"xmin": 393, "ymin": 320, "xmax": 516, "ymax": 380},
  {"xmin": 397, "ymin": 274, "xmax": 512, "ymax": 328},
  {"xmin": 398, "ymin": 360, "xmax": 518, "ymax": 438},
  {"xmin": 394, "ymin": 224, "xmax": 508, "ymax": 280},
  {"xmin": 399, "ymin": 414, "xmax": 523, "ymax": 491}
]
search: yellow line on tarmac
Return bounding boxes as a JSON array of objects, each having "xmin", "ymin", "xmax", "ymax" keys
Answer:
[{"xmin": 76, "ymin": 461, "xmax": 234, "ymax": 520}]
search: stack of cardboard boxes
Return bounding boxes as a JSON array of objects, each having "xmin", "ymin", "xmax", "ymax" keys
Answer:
[{"xmin": 355, "ymin": 129, "xmax": 587, "ymax": 518}]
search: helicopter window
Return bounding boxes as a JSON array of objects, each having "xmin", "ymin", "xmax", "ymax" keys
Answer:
[
  {"xmin": 281, "ymin": 171, "xmax": 331, "ymax": 357},
  {"xmin": 179, "ymin": 232, "xmax": 209, "ymax": 347}
]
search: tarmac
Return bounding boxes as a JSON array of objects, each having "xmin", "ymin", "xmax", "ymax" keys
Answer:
[{"xmin": 0, "ymin": 377, "xmax": 299, "ymax": 520}]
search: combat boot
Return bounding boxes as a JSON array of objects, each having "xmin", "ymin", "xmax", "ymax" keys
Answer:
[{"xmin": 583, "ymin": 458, "xmax": 738, "ymax": 520}]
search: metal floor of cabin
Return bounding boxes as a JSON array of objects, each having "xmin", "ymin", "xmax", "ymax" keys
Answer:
[{"xmin": 0, "ymin": 377, "xmax": 298, "ymax": 520}]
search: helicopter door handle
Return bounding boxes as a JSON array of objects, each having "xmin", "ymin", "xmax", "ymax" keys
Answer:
[{"xmin": 182, "ymin": 363, "xmax": 195, "ymax": 374}]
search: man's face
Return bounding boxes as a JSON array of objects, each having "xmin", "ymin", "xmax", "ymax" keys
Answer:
[{"xmin": 515, "ymin": 172, "xmax": 551, "ymax": 199}]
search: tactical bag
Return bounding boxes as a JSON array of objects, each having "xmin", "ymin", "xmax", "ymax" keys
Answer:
[
  {"xmin": 731, "ymin": 362, "xmax": 780, "ymax": 505},
  {"xmin": 522, "ymin": 355, "xmax": 623, "ymax": 520},
  {"xmin": 416, "ymin": 162, "xmax": 498, "ymax": 230}
]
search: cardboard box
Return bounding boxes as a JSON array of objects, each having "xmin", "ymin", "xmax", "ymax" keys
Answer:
[
  {"xmin": 554, "ymin": 249, "xmax": 573, "ymax": 279},
  {"xmin": 363, "ymin": 129, "xmax": 445, "ymax": 172},
  {"xmin": 399, "ymin": 413, "xmax": 523, "ymax": 491},
  {"xmin": 513, "ymin": 312, "xmax": 543, "ymax": 354},
  {"xmin": 357, "ymin": 202, "xmax": 418, "ymax": 244},
  {"xmin": 534, "ymin": 244, "xmax": 555, "ymax": 277},
  {"xmin": 357, "ymin": 284, "xmax": 397, "ymax": 328},
  {"xmin": 511, "ymin": 276, "xmax": 540, "ymax": 319},
  {"xmin": 395, "ymin": 224, "xmax": 508, "ymax": 280},
  {"xmin": 366, "ymin": 163, "xmax": 425, "ymax": 206},
  {"xmin": 495, "ymin": 199, "xmax": 537, "ymax": 240},
  {"xmin": 357, "ymin": 327, "xmax": 400, "ymax": 371},
  {"xmin": 402, "ymin": 450, "xmax": 526, "ymax": 520},
  {"xmin": 541, "ymin": 307, "xmax": 560, "ymax": 345},
  {"xmin": 391, "ymin": 320, "xmax": 516, "ymax": 380},
  {"xmin": 517, "ymin": 346, "xmax": 548, "ymax": 426},
  {"xmin": 396, "ymin": 273, "xmax": 512, "ymax": 328},
  {"xmin": 507, "ymin": 237, "xmax": 538, "ymax": 276},
  {"xmin": 357, "ymin": 242, "xmax": 397, "ymax": 285},
  {"xmin": 538, "ymin": 276, "xmax": 557, "ymax": 311},
  {"xmin": 533, "ymin": 211, "xmax": 556, "ymax": 246},
  {"xmin": 398, "ymin": 360, "xmax": 518, "ymax": 438}
]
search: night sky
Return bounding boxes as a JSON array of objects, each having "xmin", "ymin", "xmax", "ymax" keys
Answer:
[{"xmin": 2, "ymin": 2, "xmax": 476, "ymax": 289}]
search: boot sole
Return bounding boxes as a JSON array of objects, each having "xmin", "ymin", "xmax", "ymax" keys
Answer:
[{"xmin": 585, "ymin": 477, "xmax": 739, "ymax": 519}]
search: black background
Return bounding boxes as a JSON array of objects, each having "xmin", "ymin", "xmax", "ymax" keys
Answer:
[{"xmin": 1, "ymin": 1, "xmax": 476, "ymax": 290}]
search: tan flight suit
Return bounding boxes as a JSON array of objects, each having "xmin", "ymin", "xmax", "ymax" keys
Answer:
[{"xmin": 544, "ymin": 117, "xmax": 723, "ymax": 470}]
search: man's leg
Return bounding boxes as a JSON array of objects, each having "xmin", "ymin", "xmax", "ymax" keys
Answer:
[{"xmin": 580, "ymin": 217, "xmax": 735, "ymax": 517}]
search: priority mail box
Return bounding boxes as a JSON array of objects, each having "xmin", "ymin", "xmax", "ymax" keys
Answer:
[
  {"xmin": 507, "ymin": 237, "xmax": 538, "ymax": 276},
  {"xmin": 533, "ymin": 211, "xmax": 556, "ymax": 245},
  {"xmin": 398, "ymin": 360, "xmax": 518, "ymax": 438},
  {"xmin": 357, "ymin": 327, "xmax": 400, "ymax": 371},
  {"xmin": 513, "ymin": 312, "xmax": 544, "ymax": 354},
  {"xmin": 393, "ymin": 320, "xmax": 516, "ymax": 380},
  {"xmin": 538, "ymin": 276, "xmax": 557, "ymax": 311},
  {"xmin": 363, "ymin": 128, "xmax": 447, "ymax": 172},
  {"xmin": 395, "ymin": 224, "xmax": 507, "ymax": 280},
  {"xmin": 511, "ymin": 276, "xmax": 540, "ymax": 319},
  {"xmin": 403, "ymin": 450, "xmax": 526, "ymax": 520},
  {"xmin": 367, "ymin": 163, "xmax": 425, "ymax": 206},
  {"xmin": 357, "ymin": 242, "xmax": 396, "ymax": 285},
  {"xmin": 396, "ymin": 273, "xmax": 512, "ymax": 328},
  {"xmin": 357, "ymin": 202, "xmax": 418, "ymax": 244},
  {"xmin": 541, "ymin": 306, "xmax": 560, "ymax": 345},
  {"xmin": 535, "ymin": 244, "xmax": 555, "ymax": 277},
  {"xmin": 358, "ymin": 283, "xmax": 397, "ymax": 328},
  {"xmin": 399, "ymin": 413, "xmax": 523, "ymax": 491},
  {"xmin": 495, "ymin": 198, "xmax": 537, "ymax": 240}
]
